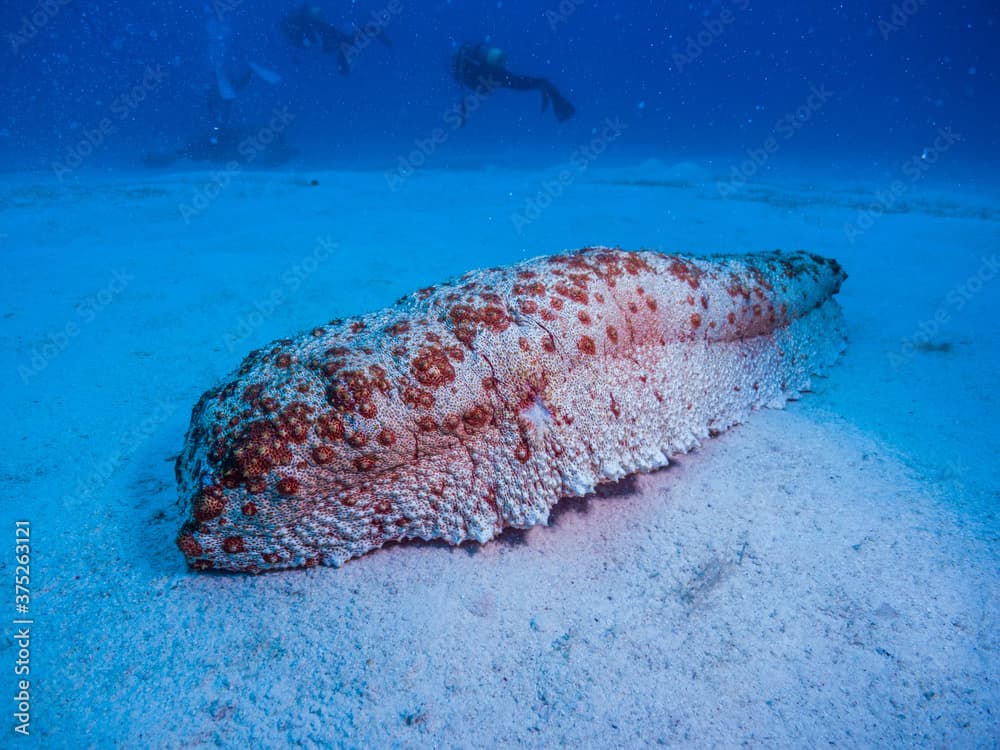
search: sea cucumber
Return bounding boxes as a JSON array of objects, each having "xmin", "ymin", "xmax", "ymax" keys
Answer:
[{"xmin": 175, "ymin": 247, "xmax": 846, "ymax": 572}]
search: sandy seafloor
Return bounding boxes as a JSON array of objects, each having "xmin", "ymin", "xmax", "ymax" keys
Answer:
[{"xmin": 1, "ymin": 160, "xmax": 997, "ymax": 749}]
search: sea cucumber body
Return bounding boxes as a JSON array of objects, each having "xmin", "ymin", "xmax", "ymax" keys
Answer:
[{"xmin": 176, "ymin": 247, "xmax": 846, "ymax": 572}]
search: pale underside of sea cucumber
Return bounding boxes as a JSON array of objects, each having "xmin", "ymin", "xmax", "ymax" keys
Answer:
[{"xmin": 175, "ymin": 247, "xmax": 846, "ymax": 572}]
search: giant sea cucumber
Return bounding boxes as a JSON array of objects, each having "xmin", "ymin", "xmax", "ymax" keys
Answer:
[{"xmin": 176, "ymin": 247, "xmax": 846, "ymax": 572}]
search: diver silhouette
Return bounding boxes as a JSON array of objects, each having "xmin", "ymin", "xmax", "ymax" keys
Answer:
[
  {"xmin": 207, "ymin": 61, "xmax": 283, "ymax": 128},
  {"xmin": 281, "ymin": 4, "xmax": 391, "ymax": 75},
  {"xmin": 451, "ymin": 42, "xmax": 575, "ymax": 126},
  {"xmin": 205, "ymin": 15, "xmax": 282, "ymax": 128},
  {"xmin": 141, "ymin": 122, "xmax": 297, "ymax": 168}
]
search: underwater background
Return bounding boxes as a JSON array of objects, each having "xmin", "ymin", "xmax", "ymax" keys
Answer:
[
  {"xmin": 1, "ymin": 1, "xmax": 997, "ymax": 748},
  {"xmin": 2, "ymin": 1, "xmax": 998, "ymax": 175}
]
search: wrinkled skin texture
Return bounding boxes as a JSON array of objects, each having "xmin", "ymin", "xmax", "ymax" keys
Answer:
[{"xmin": 176, "ymin": 247, "xmax": 847, "ymax": 572}]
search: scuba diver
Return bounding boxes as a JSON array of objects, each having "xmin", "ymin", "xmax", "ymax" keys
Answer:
[
  {"xmin": 141, "ymin": 125, "xmax": 297, "ymax": 168},
  {"xmin": 451, "ymin": 42, "xmax": 575, "ymax": 126},
  {"xmin": 142, "ymin": 12, "xmax": 291, "ymax": 170},
  {"xmin": 204, "ymin": 15, "xmax": 282, "ymax": 128},
  {"xmin": 208, "ymin": 61, "xmax": 283, "ymax": 128},
  {"xmin": 281, "ymin": 4, "xmax": 391, "ymax": 75}
]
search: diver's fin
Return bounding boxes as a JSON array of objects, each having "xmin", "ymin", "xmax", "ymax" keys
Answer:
[
  {"xmin": 215, "ymin": 64, "xmax": 236, "ymax": 101},
  {"xmin": 247, "ymin": 61, "xmax": 282, "ymax": 84},
  {"xmin": 552, "ymin": 97, "xmax": 574, "ymax": 122},
  {"xmin": 545, "ymin": 84, "xmax": 575, "ymax": 122}
]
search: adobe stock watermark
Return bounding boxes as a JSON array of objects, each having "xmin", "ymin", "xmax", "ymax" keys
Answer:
[
  {"xmin": 17, "ymin": 268, "xmax": 135, "ymax": 384},
  {"xmin": 51, "ymin": 65, "xmax": 167, "ymax": 180},
  {"xmin": 384, "ymin": 73, "xmax": 499, "ymax": 191},
  {"xmin": 717, "ymin": 84, "xmax": 833, "ymax": 197},
  {"xmin": 887, "ymin": 254, "xmax": 999, "ymax": 369},
  {"xmin": 12, "ymin": 520, "xmax": 32, "ymax": 737},
  {"xmin": 177, "ymin": 106, "xmax": 296, "ymax": 222},
  {"xmin": 223, "ymin": 235, "xmax": 338, "ymax": 351},
  {"xmin": 511, "ymin": 117, "xmax": 627, "ymax": 234},
  {"xmin": 843, "ymin": 127, "xmax": 961, "ymax": 244},
  {"xmin": 341, "ymin": 0, "xmax": 402, "ymax": 70},
  {"xmin": 877, "ymin": 0, "xmax": 929, "ymax": 40},
  {"xmin": 546, "ymin": 0, "xmax": 586, "ymax": 31},
  {"xmin": 8, "ymin": 0, "xmax": 72, "ymax": 55},
  {"xmin": 672, "ymin": 0, "xmax": 750, "ymax": 73}
]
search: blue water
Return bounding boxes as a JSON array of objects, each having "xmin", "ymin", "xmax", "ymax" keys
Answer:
[
  {"xmin": 2, "ymin": 1, "xmax": 997, "ymax": 177},
  {"xmin": 2, "ymin": 3, "xmax": 999, "ymax": 747},
  {"xmin": 0, "ymin": 0, "xmax": 1000, "ymax": 750}
]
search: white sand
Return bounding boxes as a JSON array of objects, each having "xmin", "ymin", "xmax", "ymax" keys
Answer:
[{"xmin": 1, "ymin": 162, "xmax": 997, "ymax": 748}]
